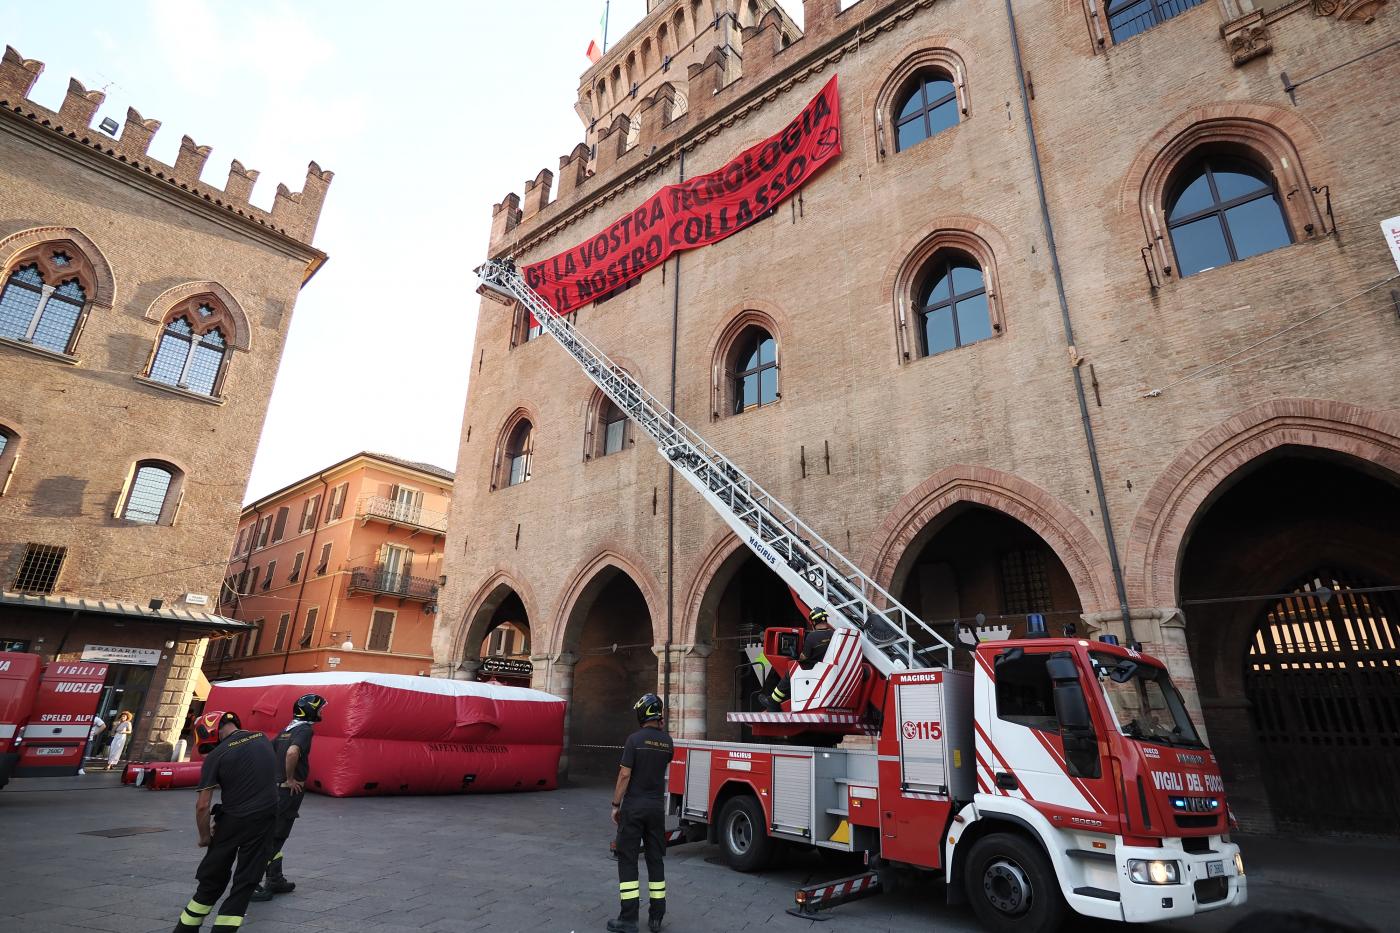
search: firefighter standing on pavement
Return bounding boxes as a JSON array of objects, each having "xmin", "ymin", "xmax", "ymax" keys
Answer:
[
  {"xmin": 173, "ymin": 711, "xmax": 277, "ymax": 932},
  {"xmin": 251, "ymin": 693, "xmax": 326, "ymax": 902},
  {"xmin": 765, "ymin": 607, "xmax": 835, "ymax": 711},
  {"xmin": 608, "ymin": 693, "xmax": 675, "ymax": 933}
]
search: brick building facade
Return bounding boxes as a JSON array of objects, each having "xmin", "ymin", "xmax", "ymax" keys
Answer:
[
  {"xmin": 439, "ymin": 0, "xmax": 1400, "ymax": 834},
  {"xmin": 0, "ymin": 45, "xmax": 330, "ymax": 762},
  {"xmin": 206, "ymin": 453, "xmax": 452, "ymax": 683}
]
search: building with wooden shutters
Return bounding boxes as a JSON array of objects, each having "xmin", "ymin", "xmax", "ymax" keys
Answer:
[{"xmin": 206, "ymin": 453, "xmax": 453, "ymax": 681}]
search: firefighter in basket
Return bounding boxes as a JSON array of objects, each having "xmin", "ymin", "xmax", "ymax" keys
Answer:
[
  {"xmin": 251, "ymin": 693, "xmax": 327, "ymax": 902},
  {"xmin": 764, "ymin": 607, "xmax": 834, "ymax": 711},
  {"xmin": 172, "ymin": 711, "xmax": 277, "ymax": 932},
  {"xmin": 608, "ymin": 693, "xmax": 675, "ymax": 933}
]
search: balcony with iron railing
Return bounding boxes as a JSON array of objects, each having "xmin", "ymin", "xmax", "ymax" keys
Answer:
[
  {"xmin": 347, "ymin": 565, "xmax": 438, "ymax": 602},
  {"xmin": 355, "ymin": 495, "xmax": 449, "ymax": 535}
]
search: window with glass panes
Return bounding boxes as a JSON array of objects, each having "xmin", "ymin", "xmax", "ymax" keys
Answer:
[
  {"xmin": 916, "ymin": 253, "xmax": 993, "ymax": 357},
  {"xmin": 121, "ymin": 464, "xmax": 174, "ymax": 524},
  {"xmin": 894, "ymin": 73, "xmax": 960, "ymax": 152},
  {"xmin": 1167, "ymin": 158, "xmax": 1292, "ymax": 277},
  {"xmin": 0, "ymin": 263, "xmax": 87, "ymax": 354},
  {"xmin": 148, "ymin": 312, "xmax": 227, "ymax": 396},
  {"xmin": 505, "ymin": 421, "xmax": 533, "ymax": 486},
  {"xmin": 600, "ymin": 399, "xmax": 627, "ymax": 455},
  {"xmin": 732, "ymin": 327, "xmax": 778, "ymax": 414},
  {"xmin": 1106, "ymin": 0, "xmax": 1205, "ymax": 44}
]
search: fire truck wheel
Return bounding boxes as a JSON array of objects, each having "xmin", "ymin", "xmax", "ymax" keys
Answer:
[
  {"xmin": 718, "ymin": 795, "xmax": 773, "ymax": 872},
  {"xmin": 964, "ymin": 833, "xmax": 1066, "ymax": 933}
]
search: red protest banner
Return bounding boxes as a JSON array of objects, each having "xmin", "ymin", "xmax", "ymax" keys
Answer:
[{"xmin": 523, "ymin": 75, "xmax": 842, "ymax": 315}]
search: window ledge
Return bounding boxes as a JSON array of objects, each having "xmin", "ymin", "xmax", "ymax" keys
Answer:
[
  {"xmin": 0, "ymin": 335, "xmax": 80, "ymax": 365},
  {"xmin": 132, "ymin": 375, "xmax": 226, "ymax": 406}
]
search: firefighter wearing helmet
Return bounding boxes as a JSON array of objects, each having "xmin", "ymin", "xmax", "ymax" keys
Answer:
[
  {"xmin": 251, "ymin": 693, "xmax": 327, "ymax": 902},
  {"xmin": 608, "ymin": 693, "xmax": 675, "ymax": 932},
  {"xmin": 765, "ymin": 607, "xmax": 835, "ymax": 711},
  {"xmin": 172, "ymin": 710, "xmax": 277, "ymax": 932}
]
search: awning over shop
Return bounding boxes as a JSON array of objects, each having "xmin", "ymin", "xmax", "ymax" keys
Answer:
[{"xmin": 0, "ymin": 591, "xmax": 252, "ymax": 634}]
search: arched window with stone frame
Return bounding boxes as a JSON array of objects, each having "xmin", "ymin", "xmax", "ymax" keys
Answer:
[
  {"xmin": 0, "ymin": 240, "xmax": 102, "ymax": 357},
  {"xmin": 1133, "ymin": 112, "xmax": 1324, "ymax": 284},
  {"xmin": 711, "ymin": 310, "xmax": 784, "ymax": 418},
  {"xmin": 144, "ymin": 297, "xmax": 237, "ymax": 398},
  {"xmin": 875, "ymin": 48, "xmax": 970, "ymax": 160},
  {"xmin": 892, "ymin": 226, "xmax": 1005, "ymax": 363},
  {"xmin": 585, "ymin": 384, "xmax": 633, "ymax": 460},
  {"xmin": 493, "ymin": 410, "xmax": 536, "ymax": 490},
  {"xmin": 115, "ymin": 459, "xmax": 186, "ymax": 526}
]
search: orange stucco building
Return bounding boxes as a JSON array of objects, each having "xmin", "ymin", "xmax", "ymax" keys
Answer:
[{"xmin": 205, "ymin": 453, "xmax": 453, "ymax": 682}]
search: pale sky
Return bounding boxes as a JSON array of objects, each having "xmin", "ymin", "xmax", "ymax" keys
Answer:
[{"xmin": 4, "ymin": 1, "xmax": 807, "ymax": 501}]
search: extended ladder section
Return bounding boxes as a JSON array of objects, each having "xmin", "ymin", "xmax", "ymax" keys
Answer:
[{"xmin": 476, "ymin": 259, "xmax": 953, "ymax": 675}]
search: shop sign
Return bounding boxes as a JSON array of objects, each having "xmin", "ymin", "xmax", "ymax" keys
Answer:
[
  {"xmin": 81, "ymin": 644, "xmax": 160, "ymax": 666},
  {"xmin": 327, "ymin": 657, "xmax": 342, "ymax": 667},
  {"xmin": 481, "ymin": 657, "xmax": 533, "ymax": 678}
]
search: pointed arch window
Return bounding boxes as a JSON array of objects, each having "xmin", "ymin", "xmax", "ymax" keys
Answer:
[
  {"xmin": 496, "ymin": 418, "xmax": 535, "ymax": 489},
  {"xmin": 0, "ymin": 252, "xmax": 91, "ymax": 356},
  {"xmin": 0, "ymin": 424, "xmax": 19, "ymax": 497},
  {"xmin": 145, "ymin": 300, "xmax": 233, "ymax": 397}
]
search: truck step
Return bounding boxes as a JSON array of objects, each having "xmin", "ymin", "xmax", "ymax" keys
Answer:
[{"xmin": 786, "ymin": 870, "xmax": 882, "ymax": 919}]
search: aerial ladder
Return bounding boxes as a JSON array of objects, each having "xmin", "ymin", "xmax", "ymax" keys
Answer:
[{"xmin": 476, "ymin": 259, "xmax": 954, "ymax": 732}]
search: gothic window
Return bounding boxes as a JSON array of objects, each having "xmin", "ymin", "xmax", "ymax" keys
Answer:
[
  {"xmin": 147, "ymin": 307, "xmax": 230, "ymax": 397},
  {"xmin": 0, "ymin": 264, "xmax": 87, "ymax": 354},
  {"xmin": 0, "ymin": 425, "xmax": 18, "ymax": 496},
  {"xmin": 1166, "ymin": 157, "xmax": 1292, "ymax": 277},
  {"xmin": 1106, "ymin": 0, "xmax": 1206, "ymax": 44},
  {"xmin": 728, "ymin": 327, "xmax": 778, "ymax": 414},
  {"xmin": 894, "ymin": 72, "xmax": 960, "ymax": 152},
  {"xmin": 498, "ymin": 418, "xmax": 534, "ymax": 488},
  {"xmin": 916, "ymin": 252, "xmax": 993, "ymax": 357}
]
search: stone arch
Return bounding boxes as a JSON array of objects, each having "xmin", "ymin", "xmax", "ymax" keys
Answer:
[
  {"xmin": 1120, "ymin": 103, "xmax": 1330, "ymax": 278},
  {"xmin": 1124, "ymin": 398, "xmax": 1400, "ymax": 607},
  {"xmin": 0, "ymin": 225, "xmax": 115, "ymax": 309},
  {"xmin": 885, "ymin": 218, "xmax": 1009, "ymax": 364},
  {"xmin": 143, "ymin": 281, "xmax": 252, "ymax": 352},
  {"xmin": 550, "ymin": 546, "xmax": 667, "ymax": 656},
  {"xmin": 681, "ymin": 528, "xmax": 748, "ymax": 649},
  {"xmin": 491, "ymin": 404, "xmax": 540, "ymax": 491},
  {"xmin": 862, "ymin": 465, "xmax": 1117, "ymax": 613},
  {"xmin": 452, "ymin": 569, "xmax": 540, "ymax": 666}
]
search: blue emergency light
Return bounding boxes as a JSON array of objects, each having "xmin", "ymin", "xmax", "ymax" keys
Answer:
[
  {"xmin": 1100, "ymin": 634, "xmax": 1120, "ymax": 646},
  {"xmin": 1026, "ymin": 614, "xmax": 1047, "ymax": 637}
]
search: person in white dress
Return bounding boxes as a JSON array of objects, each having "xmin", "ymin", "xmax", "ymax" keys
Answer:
[{"xmin": 106, "ymin": 711, "xmax": 133, "ymax": 770}]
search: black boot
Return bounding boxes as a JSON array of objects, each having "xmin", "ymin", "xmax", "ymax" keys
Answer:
[
  {"xmin": 606, "ymin": 899, "xmax": 640, "ymax": 933},
  {"xmin": 265, "ymin": 856, "xmax": 296, "ymax": 894},
  {"xmin": 648, "ymin": 910, "xmax": 664, "ymax": 931}
]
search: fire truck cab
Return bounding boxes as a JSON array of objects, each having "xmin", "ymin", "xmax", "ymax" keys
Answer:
[{"xmin": 670, "ymin": 629, "xmax": 1247, "ymax": 932}]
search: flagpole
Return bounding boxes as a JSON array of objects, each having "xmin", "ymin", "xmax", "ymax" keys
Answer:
[{"xmin": 602, "ymin": 0, "xmax": 611, "ymax": 53}]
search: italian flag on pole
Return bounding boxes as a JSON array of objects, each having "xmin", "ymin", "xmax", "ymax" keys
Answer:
[{"xmin": 587, "ymin": 3, "xmax": 608, "ymax": 63}]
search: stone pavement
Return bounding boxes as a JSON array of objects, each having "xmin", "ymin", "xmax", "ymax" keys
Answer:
[{"xmin": 1, "ymin": 772, "xmax": 1395, "ymax": 933}]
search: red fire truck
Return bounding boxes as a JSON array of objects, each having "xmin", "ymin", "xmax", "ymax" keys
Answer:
[
  {"xmin": 671, "ymin": 624, "xmax": 1246, "ymax": 931},
  {"xmin": 476, "ymin": 260, "xmax": 1247, "ymax": 931},
  {"xmin": 0, "ymin": 651, "xmax": 108, "ymax": 788}
]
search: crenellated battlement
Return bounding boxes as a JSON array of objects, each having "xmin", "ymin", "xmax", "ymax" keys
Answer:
[{"xmin": 0, "ymin": 44, "xmax": 332, "ymax": 246}]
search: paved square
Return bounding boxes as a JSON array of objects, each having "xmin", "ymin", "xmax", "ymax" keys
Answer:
[{"xmin": 1, "ymin": 774, "xmax": 1395, "ymax": 932}]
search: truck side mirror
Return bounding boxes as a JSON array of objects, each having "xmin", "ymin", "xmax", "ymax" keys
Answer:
[
  {"xmin": 1045, "ymin": 655, "xmax": 1079, "ymax": 683},
  {"xmin": 1110, "ymin": 660, "xmax": 1139, "ymax": 684},
  {"xmin": 1053, "ymin": 682, "xmax": 1093, "ymax": 733}
]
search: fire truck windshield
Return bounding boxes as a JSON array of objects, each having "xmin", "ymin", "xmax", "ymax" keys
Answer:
[{"xmin": 1090, "ymin": 652, "xmax": 1204, "ymax": 748}]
